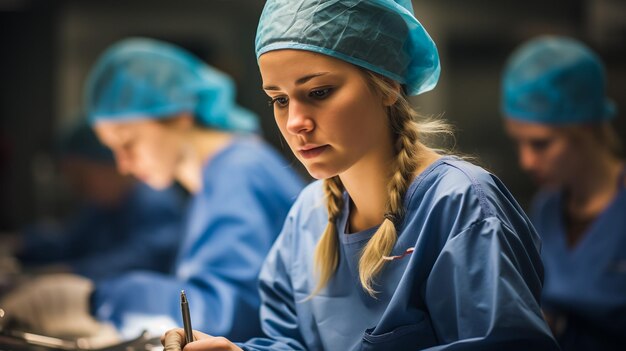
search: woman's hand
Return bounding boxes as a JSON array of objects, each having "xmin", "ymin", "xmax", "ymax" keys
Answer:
[{"xmin": 161, "ymin": 328, "xmax": 243, "ymax": 351}]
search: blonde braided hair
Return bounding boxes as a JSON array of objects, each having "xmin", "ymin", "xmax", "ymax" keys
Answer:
[{"xmin": 310, "ymin": 176, "xmax": 344, "ymax": 297}]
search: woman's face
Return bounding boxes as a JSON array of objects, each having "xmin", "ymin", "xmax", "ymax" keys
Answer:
[
  {"xmin": 259, "ymin": 50, "xmax": 393, "ymax": 180},
  {"xmin": 505, "ymin": 119, "xmax": 583, "ymax": 187},
  {"xmin": 94, "ymin": 117, "xmax": 186, "ymax": 189}
]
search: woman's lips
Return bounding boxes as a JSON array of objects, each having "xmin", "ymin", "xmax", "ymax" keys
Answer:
[{"xmin": 298, "ymin": 145, "xmax": 329, "ymax": 159}]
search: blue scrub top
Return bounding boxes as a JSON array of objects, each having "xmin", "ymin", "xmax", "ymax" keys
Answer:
[
  {"xmin": 239, "ymin": 156, "xmax": 558, "ymax": 351},
  {"xmin": 92, "ymin": 137, "xmax": 304, "ymax": 340},
  {"xmin": 530, "ymin": 177, "xmax": 626, "ymax": 350},
  {"xmin": 19, "ymin": 182, "xmax": 185, "ymax": 281}
]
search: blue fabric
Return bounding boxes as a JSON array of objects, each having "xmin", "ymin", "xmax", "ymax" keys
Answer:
[
  {"xmin": 529, "ymin": 185, "xmax": 626, "ymax": 350},
  {"xmin": 92, "ymin": 137, "xmax": 304, "ymax": 340},
  {"xmin": 255, "ymin": 0, "xmax": 440, "ymax": 96},
  {"xmin": 502, "ymin": 36, "xmax": 616, "ymax": 124},
  {"xmin": 19, "ymin": 182, "xmax": 185, "ymax": 282},
  {"xmin": 85, "ymin": 38, "xmax": 258, "ymax": 132},
  {"xmin": 238, "ymin": 157, "xmax": 558, "ymax": 350}
]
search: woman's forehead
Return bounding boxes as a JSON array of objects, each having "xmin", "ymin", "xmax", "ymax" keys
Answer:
[
  {"xmin": 261, "ymin": 50, "xmax": 355, "ymax": 73},
  {"xmin": 95, "ymin": 119, "xmax": 156, "ymax": 142},
  {"xmin": 259, "ymin": 50, "xmax": 359, "ymax": 87}
]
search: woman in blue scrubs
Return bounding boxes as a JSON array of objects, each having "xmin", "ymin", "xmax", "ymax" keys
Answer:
[
  {"xmin": 161, "ymin": 1, "xmax": 558, "ymax": 350},
  {"xmin": 86, "ymin": 38, "xmax": 304, "ymax": 339},
  {"xmin": 502, "ymin": 36, "xmax": 625, "ymax": 350}
]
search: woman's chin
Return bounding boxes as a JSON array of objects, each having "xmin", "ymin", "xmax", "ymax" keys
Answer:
[
  {"xmin": 304, "ymin": 165, "xmax": 340, "ymax": 181},
  {"xmin": 142, "ymin": 177, "xmax": 173, "ymax": 190}
]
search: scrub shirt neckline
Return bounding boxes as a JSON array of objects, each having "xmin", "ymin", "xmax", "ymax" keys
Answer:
[{"xmin": 338, "ymin": 155, "xmax": 457, "ymax": 244}]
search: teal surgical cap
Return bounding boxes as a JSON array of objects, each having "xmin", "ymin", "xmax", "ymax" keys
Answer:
[
  {"xmin": 255, "ymin": 0, "xmax": 440, "ymax": 96},
  {"xmin": 85, "ymin": 38, "xmax": 259, "ymax": 133},
  {"xmin": 502, "ymin": 36, "xmax": 616, "ymax": 125}
]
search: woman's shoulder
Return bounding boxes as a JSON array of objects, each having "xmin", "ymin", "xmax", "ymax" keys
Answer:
[
  {"xmin": 204, "ymin": 137, "xmax": 302, "ymax": 186},
  {"xmin": 404, "ymin": 156, "xmax": 530, "ymax": 235},
  {"xmin": 410, "ymin": 156, "xmax": 504, "ymax": 202},
  {"xmin": 271, "ymin": 180, "xmax": 327, "ymax": 252},
  {"xmin": 287, "ymin": 180, "xmax": 326, "ymax": 217}
]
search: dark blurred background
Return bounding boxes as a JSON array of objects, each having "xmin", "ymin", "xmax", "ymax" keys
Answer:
[{"xmin": 1, "ymin": 0, "xmax": 624, "ymax": 230}]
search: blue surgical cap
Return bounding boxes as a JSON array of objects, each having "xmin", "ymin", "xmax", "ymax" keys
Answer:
[
  {"xmin": 255, "ymin": 0, "xmax": 440, "ymax": 96},
  {"xmin": 85, "ymin": 38, "xmax": 259, "ymax": 133},
  {"xmin": 502, "ymin": 36, "xmax": 616, "ymax": 125},
  {"xmin": 58, "ymin": 120, "xmax": 114, "ymax": 163}
]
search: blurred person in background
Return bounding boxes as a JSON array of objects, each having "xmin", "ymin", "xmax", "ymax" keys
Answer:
[
  {"xmin": 2, "ymin": 38, "xmax": 304, "ymax": 341},
  {"xmin": 86, "ymin": 38, "xmax": 304, "ymax": 339},
  {"xmin": 502, "ymin": 35, "xmax": 625, "ymax": 351},
  {"xmin": 9, "ymin": 121, "xmax": 186, "ymax": 281}
]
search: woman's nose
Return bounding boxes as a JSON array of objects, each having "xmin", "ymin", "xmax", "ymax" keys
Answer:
[{"xmin": 285, "ymin": 100, "xmax": 314, "ymax": 135}]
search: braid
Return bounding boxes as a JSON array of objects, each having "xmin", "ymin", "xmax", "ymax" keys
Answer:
[
  {"xmin": 358, "ymin": 92, "xmax": 421, "ymax": 296},
  {"xmin": 388, "ymin": 108, "xmax": 422, "ymax": 217},
  {"xmin": 311, "ymin": 176, "xmax": 344, "ymax": 296}
]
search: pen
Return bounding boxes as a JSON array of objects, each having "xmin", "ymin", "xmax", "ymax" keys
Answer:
[{"xmin": 180, "ymin": 290, "xmax": 193, "ymax": 345}]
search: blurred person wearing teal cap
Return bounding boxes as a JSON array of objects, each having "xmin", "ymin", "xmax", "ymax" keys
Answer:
[
  {"xmin": 86, "ymin": 38, "xmax": 259, "ymax": 133},
  {"xmin": 503, "ymin": 36, "xmax": 625, "ymax": 351},
  {"xmin": 87, "ymin": 38, "xmax": 304, "ymax": 340},
  {"xmin": 12, "ymin": 121, "xmax": 186, "ymax": 281},
  {"xmin": 502, "ymin": 36, "xmax": 616, "ymax": 125},
  {"xmin": 161, "ymin": 1, "xmax": 558, "ymax": 350},
  {"xmin": 2, "ymin": 38, "xmax": 304, "ymax": 341}
]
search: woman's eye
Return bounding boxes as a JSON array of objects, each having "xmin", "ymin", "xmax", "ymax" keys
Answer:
[
  {"xmin": 310, "ymin": 88, "xmax": 332, "ymax": 99},
  {"xmin": 530, "ymin": 138, "xmax": 552, "ymax": 152},
  {"xmin": 268, "ymin": 96, "xmax": 289, "ymax": 108}
]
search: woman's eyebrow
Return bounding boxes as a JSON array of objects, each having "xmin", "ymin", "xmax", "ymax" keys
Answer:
[{"xmin": 263, "ymin": 72, "xmax": 329, "ymax": 90}]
